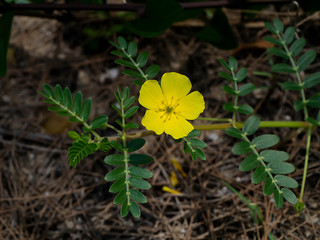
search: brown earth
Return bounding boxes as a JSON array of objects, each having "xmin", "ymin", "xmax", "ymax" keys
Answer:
[{"xmin": 1, "ymin": 6, "xmax": 320, "ymax": 240}]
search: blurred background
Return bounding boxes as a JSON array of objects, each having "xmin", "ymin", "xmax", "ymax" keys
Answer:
[{"xmin": 0, "ymin": 0, "xmax": 320, "ymax": 239}]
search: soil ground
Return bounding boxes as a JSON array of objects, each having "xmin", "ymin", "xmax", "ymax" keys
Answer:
[{"xmin": 1, "ymin": 4, "xmax": 320, "ymax": 240}]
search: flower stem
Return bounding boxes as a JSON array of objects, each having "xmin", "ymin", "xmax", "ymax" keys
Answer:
[
  {"xmin": 297, "ymin": 125, "xmax": 312, "ymax": 212},
  {"xmin": 121, "ymin": 48, "xmax": 148, "ymax": 81},
  {"xmin": 197, "ymin": 117, "xmax": 232, "ymax": 122}
]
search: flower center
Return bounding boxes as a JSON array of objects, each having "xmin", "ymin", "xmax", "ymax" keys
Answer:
[{"xmin": 166, "ymin": 106, "xmax": 174, "ymax": 113}]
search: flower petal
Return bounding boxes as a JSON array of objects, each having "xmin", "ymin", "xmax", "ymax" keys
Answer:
[
  {"xmin": 164, "ymin": 115, "xmax": 194, "ymax": 139},
  {"xmin": 161, "ymin": 72, "xmax": 192, "ymax": 100},
  {"xmin": 141, "ymin": 110, "xmax": 165, "ymax": 135},
  {"xmin": 176, "ymin": 91, "xmax": 205, "ymax": 120},
  {"xmin": 138, "ymin": 80, "xmax": 165, "ymax": 110}
]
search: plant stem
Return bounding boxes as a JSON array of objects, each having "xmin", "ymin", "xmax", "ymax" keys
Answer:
[
  {"xmin": 231, "ymin": 69, "xmax": 239, "ymax": 127},
  {"xmin": 298, "ymin": 125, "xmax": 312, "ymax": 204},
  {"xmin": 197, "ymin": 117, "xmax": 232, "ymax": 122},
  {"xmin": 107, "ymin": 120, "xmax": 310, "ymax": 141},
  {"xmin": 50, "ymin": 97, "xmax": 102, "ymax": 140},
  {"xmin": 120, "ymin": 96, "xmax": 131, "ymax": 206},
  {"xmin": 121, "ymin": 48, "xmax": 148, "ymax": 81}
]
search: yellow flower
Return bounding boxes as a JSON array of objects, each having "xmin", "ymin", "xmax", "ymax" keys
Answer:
[{"xmin": 138, "ymin": 72, "xmax": 205, "ymax": 139}]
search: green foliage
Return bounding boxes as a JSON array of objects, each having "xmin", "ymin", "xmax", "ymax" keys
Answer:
[
  {"xmin": 68, "ymin": 135, "xmax": 98, "ymax": 168},
  {"xmin": 220, "ymin": 51, "xmax": 298, "ymax": 208},
  {"xmin": 219, "ymin": 57, "xmax": 255, "ymax": 115},
  {"xmin": 183, "ymin": 129, "xmax": 207, "ymax": 161},
  {"xmin": 104, "ymin": 86, "xmax": 154, "ymax": 218},
  {"xmin": 39, "ymin": 84, "xmax": 111, "ymax": 167},
  {"xmin": 196, "ymin": 8, "xmax": 238, "ymax": 50},
  {"xmin": 110, "ymin": 36, "xmax": 160, "ymax": 84}
]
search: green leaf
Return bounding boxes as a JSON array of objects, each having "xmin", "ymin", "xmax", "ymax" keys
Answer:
[
  {"xmin": 129, "ymin": 154, "xmax": 153, "ymax": 165},
  {"xmin": 282, "ymin": 81, "xmax": 302, "ymax": 91},
  {"xmin": 223, "ymin": 102, "xmax": 235, "ymax": 112},
  {"xmin": 124, "ymin": 122, "xmax": 139, "ymax": 129},
  {"xmin": 264, "ymin": 177, "xmax": 275, "ymax": 196},
  {"xmin": 231, "ymin": 141, "xmax": 251, "ymax": 155},
  {"xmin": 54, "ymin": 85, "xmax": 64, "ymax": 103},
  {"xmin": 127, "ymin": 138, "xmax": 145, "ymax": 152},
  {"xmin": 274, "ymin": 189, "xmax": 283, "ymax": 208},
  {"xmin": 0, "ymin": 11, "xmax": 14, "ymax": 76},
  {"xmin": 222, "ymin": 85, "xmax": 237, "ymax": 96},
  {"xmin": 129, "ymin": 201, "xmax": 141, "ymax": 218},
  {"xmin": 123, "ymin": 96, "xmax": 135, "ymax": 109},
  {"xmin": 236, "ymin": 68, "xmax": 247, "ymax": 82},
  {"xmin": 304, "ymin": 72, "xmax": 320, "ymax": 88},
  {"xmin": 80, "ymin": 98, "xmax": 91, "ymax": 121},
  {"xmin": 268, "ymin": 162, "xmax": 295, "ymax": 174},
  {"xmin": 125, "ymin": 0, "xmax": 183, "ymax": 37},
  {"xmin": 267, "ymin": 47, "xmax": 288, "ymax": 59},
  {"xmin": 251, "ymin": 165, "xmax": 267, "ymax": 184},
  {"xmin": 123, "ymin": 69, "xmax": 145, "ymax": 80},
  {"xmin": 133, "ymin": 80, "xmax": 144, "ymax": 86},
  {"xmin": 239, "ymin": 154, "xmax": 259, "ymax": 172},
  {"xmin": 130, "ymin": 189, "xmax": 147, "ymax": 203},
  {"xmin": 114, "ymin": 190, "xmax": 127, "ymax": 205},
  {"xmin": 129, "ymin": 166, "xmax": 153, "ymax": 179},
  {"xmin": 264, "ymin": 36, "xmax": 282, "ymax": 46},
  {"xmin": 225, "ymin": 127, "xmax": 242, "ymax": 138},
  {"xmin": 145, "ymin": 64, "xmax": 160, "ymax": 79},
  {"xmin": 125, "ymin": 106, "xmax": 139, "ymax": 119},
  {"xmin": 252, "ymin": 134, "xmax": 279, "ymax": 149},
  {"xmin": 290, "ymin": 38, "xmax": 306, "ymax": 57},
  {"xmin": 115, "ymin": 59, "xmax": 136, "ymax": 69},
  {"xmin": 274, "ymin": 175, "xmax": 298, "ymax": 188},
  {"xmin": 117, "ymin": 36, "xmax": 127, "ymax": 49},
  {"xmin": 264, "ymin": 22, "xmax": 277, "ymax": 34},
  {"xmin": 188, "ymin": 138, "xmax": 206, "ymax": 148},
  {"xmin": 43, "ymin": 84, "xmax": 54, "ymax": 98},
  {"xmin": 190, "ymin": 150, "xmax": 197, "ymax": 161},
  {"xmin": 129, "ymin": 177, "xmax": 151, "ymax": 189},
  {"xmin": 297, "ymin": 50, "xmax": 317, "ymax": 71},
  {"xmin": 72, "ymin": 92, "xmax": 83, "ymax": 115},
  {"xmin": 260, "ymin": 150, "xmax": 289, "ymax": 162},
  {"xmin": 218, "ymin": 58, "xmax": 231, "ymax": 71},
  {"xmin": 110, "ymin": 140, "xmax": 124, "ymax": 152},
  {"xmin": 196, "ymin": 9, "xmax": 238, "ymax": 50},
  {"xmin": 68, "ymin": 139, "xmax": 97, "ymax": 168},
  {"xmin": 219, "ymin": 72, "xmax": 234, "ymax": 82},
  {"xmin": 294, "ymin": 100, "xmax": 305, "ymax": 111},
  {"xmin": 99, "ymin": 137, "xmax": 111, "ymax": 152},
  {"xmin": 243, "ymin": 115, "xmax": 260, "ymax": 135},
  {"xmin": 90, "ymin": 115, "xmax": 108, "ymax": 129},
  {"xmin": 63, "ymin": 87, "xmax": 72, "ymax": 108},
  {"xmin": 109, "ymin": 178, "xmax": 125, "ymax": 193},
  {"xmin": 195, "ymin": 148, "xmax": 206, "ymax": 160},
  {"xmin": 237, "ymin": 105, "xmax": 254, "ymax": 114},
  {"xmin": 239, "ymin": 83, "xmax": 255, "ymax": 96},
  {"xmin": 127, "ymin": 41, "xmax": 137, "ymax": 58},
  {"xmin": 307, "ymin": 94, "xmax": 320, "ymax": 108},
  {"xmin": 121, "ymin": 201, "xmax": 129, "ymax": 217},
  {"xmin": 271, "ymin": 63, "xmax": 295, "ymax": 73},
  {"xmin": 281, "ymin": 188, "xmax": 297, "ymax": 204},
  {"xmin": 186, "ymin": 129, "xmax": 201, "ymax": 138},
  {"xmin": 122, "ymin": 87, "xmax": 130, "ymax": 100},
  {"xmin": 273, "ymin": 19, "xmax": 284, "ymax": 33},
  {"xmin": 283, "ymin": 26, "xmax": 295, "ymax": 45},
  {"xmin": 306, "ymin": 117, "xmax": 320, "ymax": 127},
  {"xmin": 104, "ymin": 154, "xmax": 124, "ymax": 166},
  {"xmin": 137, "ymin": 51, "xmax": 149, "ymax": 67},
  {"xmin": 229, "ymin": 56, "xmax": 238, "ymax": 71},
  {"xmin": 183, "ymin": 141, "xmax": 189, "ymax": 154},
  {"xmin": 105, "ymin": 167, "xmax": 125, "ymax": 181},
  {"xmin": 68, "ymin": 131, "xmax": 80, "ymax": 140},
  {"xmin": 110, "ymin": 50, "xmax": 126, "ymax": 58}
]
